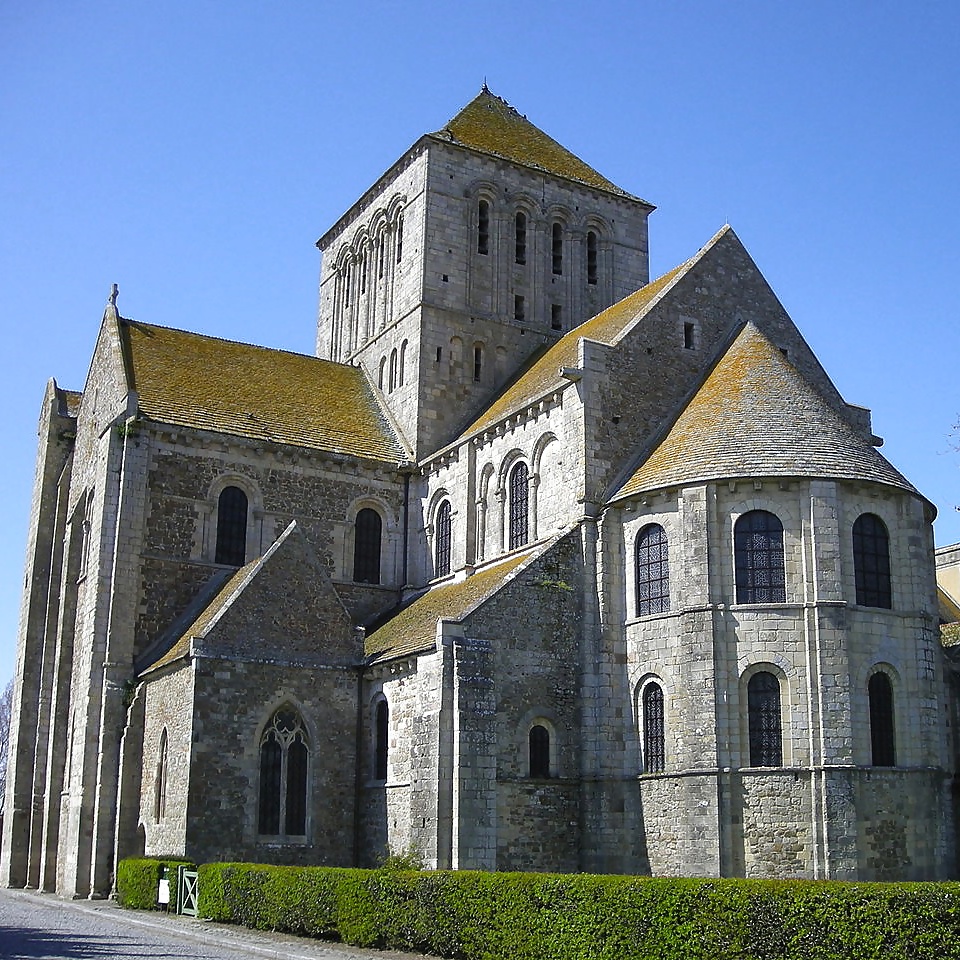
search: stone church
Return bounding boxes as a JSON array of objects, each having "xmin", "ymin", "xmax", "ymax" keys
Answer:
[{"xmin": 3, "ymin": 88, "xmax": 956, "ymax": 898}]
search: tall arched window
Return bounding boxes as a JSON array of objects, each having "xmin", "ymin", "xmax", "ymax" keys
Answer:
[
  {"xmin": 551, "ymin": 222, "xmax": 563, "ymax": 275},
  {"xmin": 586, "ymin": 230, "xmax": 598, "ymax": 284},
  {"xmin": 374, "ymin": 698, "xmax": 389, "ymax": 781},
  {"xmin": 515, "ymin": 211, "xmax": 527, "ymax": 264},
  {"xmin": 869, "ymin": 672, "xmax": 896, "ymax": 766},
  {"xmin": 215, "ymin": 485, "xmax": 248, "ymax": 566},
  {"xmin": 258, "ymin": 706, "xmax": 309, "ymax": 837},
  {"xmin": 435, "ymin": 499, "xmax": 452, "ymax": 578},
  {"xmin": 529, "ymin": 724, "xmax": 550, "ymax": 778},
  {"xmin": 399, "ymin": 340, "xmax": 407, "ymax": 387},
  {"xmin": 395, "ymin": 214, "xmax": 404, "ymax": 262},
  {"xmin": 734, "ymin": 510, "xmax": 785, "ymax": 604},
  {"xmin": 636, "ymin": 523, "xmax": 669, "ymax": 616},
  {"xmin": 478, "ymin": 199, "xmax": 490, "ymax": 255},
  {"xmin": 508, "ymin": 461, "xmax": 529, "ymax": 550},
  {"xmin": 389, "ymin": 348, "xmax": 398, "ymax": 392},
  {"xmin": 353, "ymin": 508, "xmax": 382, "ymax": 584},
  {"xmin": 378, "ymin": 356, "xmax": 387, "ymax": 390},
  {"xmin": 642, "ymin": 683, "xmax": 665, "ymax": 773},
  {"xmin": 853, "ymin": 513, "xmax": 892, "ymax": 609},
  {"xmin": 747, "ymin": 671, "xmax": 782, "ymax": 767},
  {"xmin": 154, "ymin": 728, "xmax": 168, "ymax": 823}
]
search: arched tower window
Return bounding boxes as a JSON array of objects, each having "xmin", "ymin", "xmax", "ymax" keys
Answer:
[
  {"xmin": 642, "ymin": 683, "xmax": 665, "ymax": 773},
  {"xmin": 747, "ymin": 671, "xmax": 782, "ymax": 767},
  {"xmin": 515, "ymin": 211, "xmax": 527, "ymax": 265},
  {"xmin": 529, "ymin": 724, "xmax": 550, "ymax": 778},
  {"xmin": 154, "ymin": 728, "xmax": 168, "ymax": 823},
  {"xmin": 353, "ymin": 508, "xmax": 382, "ymax": 584},
  {"xmin": 378, "ymin": 356, "xmax": 387, "ymax": 390},
  {"xmin": 508, "ymin": 461, "xmax": 529, "ymax": 550},
  {"xmin": 586, "ymin": 230, "xmax": 598, "ymax": 284},
  {"xmin": 396, "ymin": 214, "xmax": 404, "ymax": 262},
  {"xmin": 215, "ymin": 486, "xmax": 248, "ymax": 566},
  {"xmin": 478, "ymin": 199, "xmax": 490, "ymax": 255},
  {"xmin": 853, "ymin": 513, "xmax": 892, "ymax": 608},
  {"xmin": 258, "ymin": 706, "xmax": 309, "ymax": 837},
  {"xmin": 734, "ymin": 510, "xmax": 785, "ymax": 604},
  {"xmin": 389, "ymin": 348, "xmax": 398, "ymax": 393},
  {"xmin": 435, "ymin": 499, "xmax": 452, "ymax": 578},
  {"xmin": 551, "ymin": 222, "xmax": 563, "ymax": 275},
  {"xmin": 869, "ymin": 672, "xmax": 896, "ymax": 766},
  {"xmin": 636, "ymin": 523, "xmax": 669, "ymax": 616},
  {"xmin": 374, "ymin": 698, "xmax": 389, "ymax": 781}
]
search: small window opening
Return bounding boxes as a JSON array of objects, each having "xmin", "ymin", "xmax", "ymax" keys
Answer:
[
  {"xmin": 587, "ymin": 230, "xmax": 598, "ymax": 284},
  {"xmin": 684, "ymin": 322, "xmax": 694, "ymax": 350},
  {"xmin": 551, "ymin": 304, "xmax": 562, "ymax": 330},
  {"xmin": 435, "ymin": 346, "xmax": 442, "ymax": 363},
  {"xmin": 478, "ymin": 200, "xmax": 489, "ymax": 255},
  {"xmin": 473, "ymin": 345, "xmax": 483, "ymax": 382},
  {"xmin": 515, "ymin": 211, "xmax": 527, "ymax": 265},
  {"xmin": 552, "ymin": 222, "xmax": 563, "ymax": 275},
  {"xmin": 514, "ymin": 294, "xmax": 525, "ymax": 322},
  {"xmin": 529, "ymin": 724, "xmax": 550, "ymax": 778}
]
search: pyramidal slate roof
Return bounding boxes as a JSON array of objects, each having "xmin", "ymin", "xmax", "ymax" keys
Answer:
[
  {"xmin": 120, "ymin": 320, "xmax": 406, "ymax": 462},
  {"xmin": 433, "ymin": 87, "xmax": 642, "ymax": 201},
  {"xmin": 614, "ymin": 322, "xmax": 917, "ymax": 500}
]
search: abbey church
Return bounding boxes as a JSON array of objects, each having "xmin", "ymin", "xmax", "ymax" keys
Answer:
[{"xmin": 3, "ymin": 88, "xmax": 957, "ymax": 897}]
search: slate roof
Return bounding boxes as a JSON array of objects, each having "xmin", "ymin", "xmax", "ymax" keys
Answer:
[
  {"xmin": 462, "ymin": 259, "xmax": 689, "ymax": 438},
  {"xmin": 433, "ymin": 87, "xmax": 643, "ymax": 201},
  {"xmin": 365, "ymin": 549, "xmax": 537, "ymax": 663},
  {"xmin": 614, "ymin": 322, "xmax": 917, "ymax": 500},
  {"xmin": 120, "ymin": 320, "xmax": 406, "ymax": 462}
]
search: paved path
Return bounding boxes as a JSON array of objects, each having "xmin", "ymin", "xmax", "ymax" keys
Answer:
[{"xmin": 0, "ymin": 888, "xmax": 429, "ymax": 960}]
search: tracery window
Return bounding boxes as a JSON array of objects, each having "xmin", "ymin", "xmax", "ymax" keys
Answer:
[
  {"xmin": 508, "ymin": 461, "xmax": 529, "ymax": 550},
  {"xmin": 478, "ymin": 200, "xmax": 490, "ymax": 255},
  {"xmin": 215, "ymin": 485, "xmax": 248, "ymax": 566},
  {"xmin": 853, "ymin": 513, "xmax": 892, "ymax": 608},
  {"xmin": 374, "ymin": 698, "xmax": 389, "ymax": 781},
  {"xmin": 515, "ymin": 211, "xmax": 527, "ymax": 264},
  {"xmin": 353, "ymin": 508, "xmax": 382, "ymax": 584},
  {"xmin": 587, "ymin": 230, "xmax": 598, "ymax": 284},
  {"xmin": 529, "ymin": 724, "xmax": 550, "ymax": 778},
  {"xmin": 258, "ymin": 706, "xmax": 309, "ymax": 837},
  {"xmin": 734, "ymin": 510, "xmax": 785, "ymax": 604},
  {"xmin": 435, "ymin": 499, "xmax": 452, "ymax": 578},
  {"xmin": 636, "ymin": 523, "xmax": 669, "ymax": 616},
  {"xmin": 747, "ymin": 671, "xmax": 782, "ymax": 767},
  {"xmin": 551, "ymin": 222, "xmax": 563, "ymax": 275},
  {"xmin": 869, "ymin": 672, "xmax": 896, "ymax": 766},
  {"xmin": 642, "ymin": 683, "xmax": 665, "ymax": 773}
]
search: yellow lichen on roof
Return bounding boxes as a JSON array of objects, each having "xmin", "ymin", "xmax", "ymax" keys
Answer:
[
  {"xmin": 463, "ymin": 261, "xmax": 688, "ymax": 438},
  {"xmin": 615, "ymin": 323, "xmax": 916, "ymax": 500},
  {"xmin": 122, "ymin": 321, "xmax": 405, "ymax": 461},
  {"xmin": 365, "ymin": 550, "xmax": 533, "ymax": 662},
  {"xmin": 437, "ymin": 88, "xmax": 631, "ymax": 198}
]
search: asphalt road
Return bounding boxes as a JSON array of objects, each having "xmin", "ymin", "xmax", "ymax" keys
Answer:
[{"xmin": 0, "ymin": 888, "xmax": 428, "ymax": 960}]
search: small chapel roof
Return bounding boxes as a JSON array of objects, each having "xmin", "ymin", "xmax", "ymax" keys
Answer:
[
  {"xmin": 432, "ymin": 86, "xmax": 645, "ymax": 201},
  {"xmin": 613, "ymin": 322, "xmax": 918, "ymax": 500},
  {"xmin": 364, "ymin": 548, "xmax": 536, "ymax": 663},
  {"xmin": 120, "ymin": 320, "xmax": 406, "ymax": 462}
]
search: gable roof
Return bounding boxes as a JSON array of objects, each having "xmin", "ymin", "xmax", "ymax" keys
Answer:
[
  {"xmin": 613, "ymin": 322, "xmax": 918, "ymax": 500},
  {"xmin": 120, "ymin": 320, "xmax": 406, "ymax": 462},
  {"xmin": 365, "ymin": 548, "xmax": 539, "ymax": 663},
  {"xmin": 433, "ymin": 87, "xmax": 643, "ymax": 201}
]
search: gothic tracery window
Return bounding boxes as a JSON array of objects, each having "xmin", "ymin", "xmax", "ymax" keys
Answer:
[
  {"xmin": 435, "ymin": 499, "xmax": 452, "ymax": 578},
  {"xmin": 215, "ymin": 485, "xmax": 248, "ymax": 566},
  {"xmin": 636, "ymin": 523, "xmax": 669, "ymax": 616},
  {"xmin": 853, "ymin": 513, "xmax": 892, "ymax": 609},
  {"xmin": 747, "ymin": 671, "xmax": 782, "ymax": 767},
  {"xmin": 734, "ymin": 510, "xmax": 785, "ymax": 604},
  {"xmin": 508, "ymin": 461, "xmax": 529, "ymax": 550},
  {"xmin": 258, "ymin": 706, "xmax": 309, "ymax": 837}
]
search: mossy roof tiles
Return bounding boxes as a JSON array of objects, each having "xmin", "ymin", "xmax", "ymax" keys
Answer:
[
  {"xmin": 614, "ymin": 322, "xmax": 917, "ymax": 500},
  {"xmin": 365, "ymin": 550, "xmax": 535, "ymax": 663},
  {"xmin": 462, "ymin": 261, "xmax": 689, "ymax": 438},
  {"xmin": 121, "ymin": 320, "xmax": 405, "ymax": 461},
  {"xmin": 434, "ymin": 88, "xmax": 637, "ymax": 200}
]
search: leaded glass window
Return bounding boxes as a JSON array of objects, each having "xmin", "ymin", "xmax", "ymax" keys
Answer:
[
  {"xmin": 353, "ymin": 508, "xmax": 382, "ymax": 584},
  {"xmin": 636, "ymin": 523, "xmax": 669, "ymax": 616},
  {"xmin": 529, "ymin": 724, "xmax": 550, "ymax": 778},
  {"xmin": 747, "ymin": 671, "xmax": 782, "ymax": 767},
  {"xmin": 642, "ymin": 683, "xmax": 665, "ymax": 773},
  {"xmin": 735, "ymin": 510, "xmax": 785, "ymax": 604},
  {"xmin": 215, "ymin": 485, "xmax": 248, "ymax": 566},
  {"xmin": 258, "ymin": 706, "xmax": 309, "ymax": 837},
  {"xmin": 853, "ymin": 514, "xmax": 892, "ymax": 609},
  {"xmin": 508, "ymin": 462, "xmax": 529, "ymax": 550},
  {"xmin": 869, "ymin": 672, "xmax": 896, "ymax": 766},
  {"xmin": 435, "ymin": 500, "xmax": 452, "ymax": 578}
]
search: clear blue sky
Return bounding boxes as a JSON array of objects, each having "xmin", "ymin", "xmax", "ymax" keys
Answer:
[{"xmin": 1, "ymin": 1, "xmax": 958, "ymax": 683}]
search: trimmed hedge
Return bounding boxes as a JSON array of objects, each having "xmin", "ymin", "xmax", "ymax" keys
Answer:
[
  {"xmin": 191, "ymin": 862, "xmax": 960, "ymax": 959},
  {"xmin": 116, "ymin": 857, "xmax": 196, "ymax": 911}
]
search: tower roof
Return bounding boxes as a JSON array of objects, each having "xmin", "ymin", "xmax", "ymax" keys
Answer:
[
  {"xmin": 613, "ymin": 322, "xmax": 918, "ymax": 500},
  {"xmin": 433, "ymin": 87, "xmax": 643, "ymax": 200}
]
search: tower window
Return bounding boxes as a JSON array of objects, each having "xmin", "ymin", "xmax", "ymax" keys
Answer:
[
  {"xmin": 258, "ymin": 706, "xmax": 309, "ymax": 837},
  {"xmin": 396, "ymin": 215, "xmax": 404, "ymax": 263},
  {"xmin": 215, "ymin": 486, "xmax": 248, "ymax": 566},
  {"xmin": 388, "ymin": 348, "xmax": 398, "ymax": 393},
  {"xmin": 353, "ymin": 508, "xmax": 382, "ymax": 584},
  {"xmin": 514, "ymin": 294, "xmax": 525, "ymax": 322},
  {"xmin": 515, "ymin": 211, "xmax": 527, "ymax": 265},
  {"xmin": 435, "ymin": 499, "xmax": 452, "ymax": 577},
  {"xmin": 587, "ymin": 230, "xmax": 598, "ymax": 285},
  {"xmin": 551, "ymin": 304, "xmax": 562, "ymax": 330},
  {"xmin": 642, "ymin": 683, "xmax": 665, "ymax": 773},
  {"xmin": 529, "ymin": 724, "xmax": 550, "ymax": 778},
  {"xmin": 374, "ymin": 698, "xmax": 389, "ymax": 781},
  {"xmin": 747, "ymin": 671, "xmax": 782, "ymax": 767},
  {"xmin": 734, "ymin": 510, "xmax": 785, "ymax": 604},
  {"xmin": 684, "ymin": 322, "xmax": 695, "ymax": 350},
  {"xmin": 508, "ymin": 461, "xmax": 529, "ymax": 550},
  {"xmin": 360, "ymin": 250, "xmax": 367, "ymax": 293},
  {"xmin": 478, "ymin": 200, "xmax": 489, "ymax": 255},
  {"xmin": 636, "ymin": 523, "xmax": 669, "ymax": 616},
  {"xmin": 473, "ymin": 345, "xmax": 483, "ymax": 382},
  {"xmin": 869, "ymin": 671, "xmax": 896, "ymax": 766},
  {"xmin": 552, "ymin": 222, "xmax": 563, "ymax": 275},
  {"xmin": 853, "ymin": 513, "xmax": 892, "ymax": 608},
  {"xmin": 377, "ymin": 237, "xmax": 384, "ymax": 278}
]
